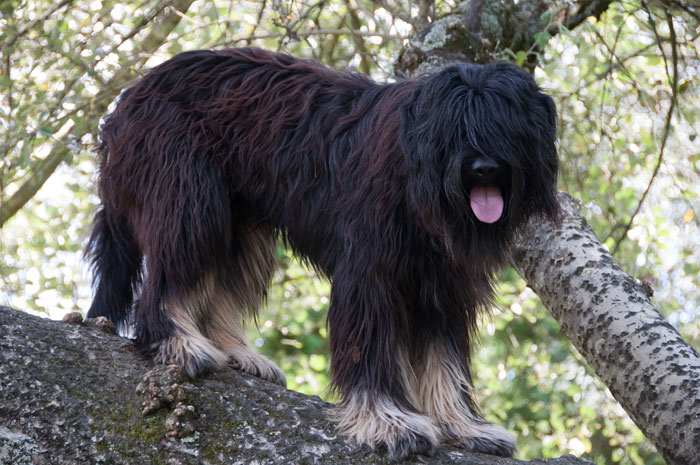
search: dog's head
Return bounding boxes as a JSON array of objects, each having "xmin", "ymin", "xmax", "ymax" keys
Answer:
[{"xmin": 400, "ymin": 61, "xmax": 560, "ymax": 251}]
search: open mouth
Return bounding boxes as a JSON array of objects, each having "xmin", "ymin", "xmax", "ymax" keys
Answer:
[{"xmin": 469, "ymin": 186, "xmax": 504, "ymax": 224}]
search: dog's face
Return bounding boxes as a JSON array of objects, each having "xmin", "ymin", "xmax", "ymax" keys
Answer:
[{"xmin": 400, "ymin": 61, "xmax": 560, "ymax": 244}]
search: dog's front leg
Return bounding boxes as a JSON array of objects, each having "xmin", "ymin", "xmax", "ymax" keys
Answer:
[{"xmin": 325, "ymin": 263, "xmax": 440, "ymax": 460}]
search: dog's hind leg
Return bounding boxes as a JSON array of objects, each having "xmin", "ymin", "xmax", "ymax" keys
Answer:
[
  {"xmin": 203, "ymin": 226, "xmax": 286, "ymax": 386},
  {"xmin": 147, "ymin": 272, "xmax": 229, "ymax": 377},
  {"xmin": 136, "ymin": 230, "xmax": 230, "ymax": 377},
  {"xmin": 128, "ymin": 157, "xmax": 239, "ymax": 377}
]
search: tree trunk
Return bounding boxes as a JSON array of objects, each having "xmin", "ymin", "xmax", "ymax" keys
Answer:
[
  {"xmin": 511, "ymin": 194, "xmax": 700, "ymax": 465},
  {"xmin": 0, "ymin": 305, "xmax": 593, "ymax": 465}
]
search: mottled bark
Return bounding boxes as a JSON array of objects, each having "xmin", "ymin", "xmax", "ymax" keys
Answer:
[
  {"xmin": 0, "ymin": 306, "xmax": 593, "ymax": 464},
  {"xmin": 511, "ymin": 194, "xmax": 700, "ymax": 465}
]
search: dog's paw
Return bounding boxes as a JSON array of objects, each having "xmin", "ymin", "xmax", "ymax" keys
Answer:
[
  {"xmin": 381, "ymin": 430, "xmax": 437, "ymax": 460},
  {"xmin": 333, "ymin": 393, "xmax": 440, "ymax": 460},
  {"xmin": 457, "ymin": 435, "xmax": 516, "ymax": 457},
  {"xmin": 153, "ymin": 332, "xmax": 228, "ymax": 378},
  {"xmin": 227, "ymin": 350, "xmax": 287, "ymax": 387},
  {"xmin": 445, "ymin": 420, "xmax": 516, "ymax": 457}
]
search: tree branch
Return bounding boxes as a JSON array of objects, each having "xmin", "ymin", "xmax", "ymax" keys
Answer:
[
  {"xmin": 0, "ymin": 0, "xmax": 195, "ymax": 228},
  {"xmin": 609, "ymin": 5, "xmax": 679, "ymax": 256},
  {"xmin": 0, "ymin": 144, "xmax": 70, "ymax": 226},
  {"xmin": 0, "ymin": 306, "xmax": 595, "ymax": 465},
  {"xmin": 394, "ymin": 0, "xmax": 621, "ymax": 76},
  {"xmin": 464, "ymin": 0, "xmax": 486, "ymax": 33},
  {"xmin": 345, "ymin": 0, "xmax": 374, "ymax": 74},
  {"xmin": 371, "ymin": 0, "xmax": 417, "ymax": 29},
  {"xmin": 557, "ymin": 0, "xmax": 616, "ymax": 33},
  {"xmin": 221, "ymin": 28, "xmax": 403, "ymax": 46},
  {"xmin": 511, "ymin": 194, "xmax": 700, "ymax": 465},
  {"xmin": 245, "ymin": 0, "xmax": 268, "ymax": 46}
]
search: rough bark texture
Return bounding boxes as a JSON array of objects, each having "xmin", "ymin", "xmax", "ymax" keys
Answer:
[
  {"xmin": 0, "ymin": 306, "xmax": 593, "ymax": 465},
  {"xmin": 511, "ymin": 193, "xmax": 700, "ymax": 465}
]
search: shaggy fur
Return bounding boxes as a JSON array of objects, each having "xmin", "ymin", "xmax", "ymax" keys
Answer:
[{"xmin": 86, "ymin": 47, "xmax": 559, "ymax": 459}]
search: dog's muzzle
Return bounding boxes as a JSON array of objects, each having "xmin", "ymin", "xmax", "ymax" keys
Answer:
[{"xmin": 468, "ymin": 158, "xmax": 504, "ymax": 224}]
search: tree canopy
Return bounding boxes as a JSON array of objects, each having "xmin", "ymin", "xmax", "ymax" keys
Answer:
[{"xmin": 1, "ymin": 1, "xmax": 698, "ymax": 464}]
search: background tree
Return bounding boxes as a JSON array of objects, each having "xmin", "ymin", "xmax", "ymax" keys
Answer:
[{"xmin": 1, "ymin": 1, "xmax": 698, "ymax": 464}]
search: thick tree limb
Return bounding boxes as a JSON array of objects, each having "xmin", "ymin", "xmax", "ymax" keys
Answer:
[
  {"xmin": 0, "ymin": 305, "xmax": 595, "ymax": 464},
  {"xmin": 510, "ymin": 194, "xmax": 700, "ymax": 465},
  {"xmin": 556, "ymin": 0, "xmax": 616, "ymax": 33}
]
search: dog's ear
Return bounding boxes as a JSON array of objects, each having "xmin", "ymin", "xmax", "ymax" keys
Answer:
[{"xmin": 530, "ymin": 91, "xmax": 561, "ymax": 223}]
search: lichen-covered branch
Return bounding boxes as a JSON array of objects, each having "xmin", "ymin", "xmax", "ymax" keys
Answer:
[
  {"xmin": 394, "ymin": 0, "xmax": 616, "ymax": 77},
  {"xmin": 510, "ymin": 194, "xmax": 700, "ymax": 465},
  {"xmin": 0, "ymin": 306, "xmax": 594, "ymax": 464}
]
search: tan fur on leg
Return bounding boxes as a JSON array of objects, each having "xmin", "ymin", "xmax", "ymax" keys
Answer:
[
  {"xmin": 206, "ymin": 289, "xmax": 286, "ymax": 386},
  {"xmin": 330, "ymin": 347, "xmax": 439, "ymax": 458},
  {"xmin": 205, "ymin": 227, "xmax": 286, "ymax": 386},
  {"xmin": 332, "ymin": 391, "xmax": 440, "ymax": 457},
  {"xmin": 416, "ymin": 345, "xmax": 515, "ymax": 455},
  {"xmin": 153, "ymin": 279, "xmax": 228, "ymax": 377}
]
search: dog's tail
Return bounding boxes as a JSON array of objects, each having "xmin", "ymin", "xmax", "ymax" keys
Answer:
[{"xmin": 85, "ymin": 207, "xmax": 141, "ymax": 330}]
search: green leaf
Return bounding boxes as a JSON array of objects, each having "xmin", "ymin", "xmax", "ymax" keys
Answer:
[
  {"xmin": 534, "ymin": 31, "xmax": 552, "ymax": 49},
  {"xmin": 684, "ymin": 263, "xmax": 699, "ymax": 275},
  {"xmin": 39, "ymin": 124, "xmax": 54, "ymax": 136}
]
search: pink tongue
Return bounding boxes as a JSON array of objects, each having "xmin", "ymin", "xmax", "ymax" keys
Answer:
[{"xmin": 469, "ymin": 186, "xmax": 504, "ymax": 223}]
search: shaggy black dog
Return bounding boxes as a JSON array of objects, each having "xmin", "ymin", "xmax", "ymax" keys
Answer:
[{"xmin": 86, "ymin": 47, "xmax": 559, "ymax": 459}]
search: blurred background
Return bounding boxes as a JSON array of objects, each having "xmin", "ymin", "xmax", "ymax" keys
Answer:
[{"xmin": 1, "ymin": 1, "xmax": 698, "ymax": 464}]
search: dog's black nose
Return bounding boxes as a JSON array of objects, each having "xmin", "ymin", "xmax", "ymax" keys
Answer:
[{"xmin": 472, "ymin": 157, "xmax": 500, "ymax": 179}]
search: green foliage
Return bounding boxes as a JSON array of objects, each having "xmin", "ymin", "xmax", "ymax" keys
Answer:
[
  {"xmin": 545, "ymin": 3, "xmax": 699, "ymax": 350},
  {"xmin": 2, "ymin": 2, "xmax": 698, "ymax": 465}
]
